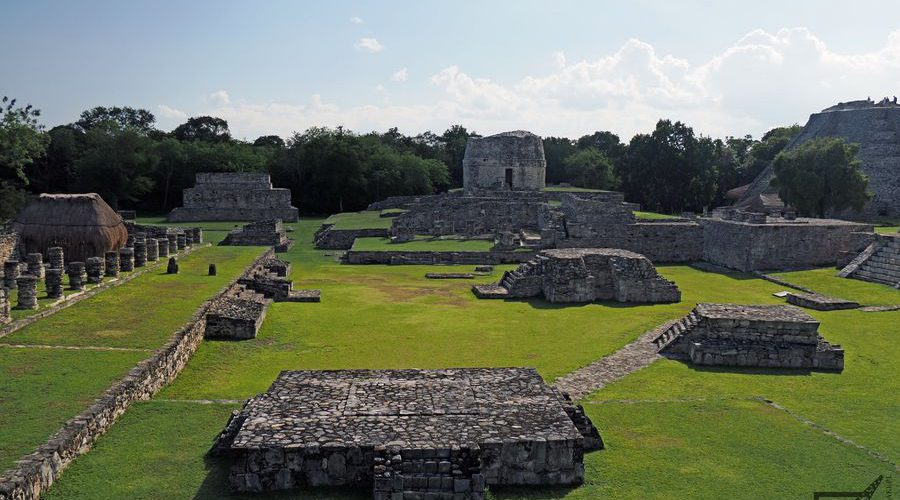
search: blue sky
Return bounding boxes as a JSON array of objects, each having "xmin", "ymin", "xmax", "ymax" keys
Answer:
[{"xmin": 4, "ymin": 0, "xmax": 900, "ymax": 140}]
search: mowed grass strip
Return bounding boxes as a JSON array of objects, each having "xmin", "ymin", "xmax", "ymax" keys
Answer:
[
  {"xmin": 2, "ymin": 245, "xmax": 264, "ymax": 349},
  {"xmin": 586, "ymin": 306, "xmax": 900, "ymax": 461},
  {"xmin": 496, "ymin": 399, "xmax": 893, "ymax": 500},
  {"xmin": 323, "ymin": 211, "xmax": 392, "ymax": 230},
  {"xmin": 0, "ymin": 347, "xmax": 147, "ymax": 470},
  {"xmin": 769, "ymin": 267, "xmax": 900, "ymax": 306},
  {"xmin": 351, "ymin": 235, "xmax": 494, "ymax": 252},
  {"xmin": 42, "ymin": 401, "xmax": 369, "ymax": 500}
]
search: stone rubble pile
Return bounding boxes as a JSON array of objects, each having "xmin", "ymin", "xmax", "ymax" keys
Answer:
[{"xmin": 220, "ymin": 219, "xmax": 293, "ymax": 252}]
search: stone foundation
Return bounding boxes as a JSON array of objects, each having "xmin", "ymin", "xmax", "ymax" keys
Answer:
[
  {"xmin": 220, "ymin": 219, "xmax": 293, "ymax": 251},
  {"xmin": 314, "ymin": 226, "xmax": 388, "ymax": 250},
  {"xmin": 474, "ymin": 248, "xmax": 680, "ymax": 304},
  {"xmin": 210, "ymin": 368, "xmax": 601, "ymax": 496},
  {"xmin": 167, "ymin": 172, "xmax": 299, "ymax": 222},
  {"xmin": 345, "ymin": 250, "xmax": 535, "ymax": 266},
  {"xmin": 654, "ymin": 303, "xmax": 844, "ymax": 371}
]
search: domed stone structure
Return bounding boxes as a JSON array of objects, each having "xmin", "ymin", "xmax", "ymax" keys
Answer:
[
  {"xmin": 739, "ymin": 97, "xmax": 900, "ymax": 219},
  {"xmin": 463, "ymin": 130, "xmax": 546, "ymax": 194}
]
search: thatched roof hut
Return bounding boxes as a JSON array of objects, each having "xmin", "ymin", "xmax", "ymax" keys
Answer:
[{"xmin": 12, "ymin": 193, "xmax": 128, "ymax": 262}]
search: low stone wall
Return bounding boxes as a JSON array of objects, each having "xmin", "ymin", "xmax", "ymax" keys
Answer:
[
  {"xmin": 313, "ymin": 226, "xmax": 388, "ymax": 250},
  {"xmin": 0, "ymin": 248, "xmax": 273, "ymax": 500},
  {"xmin": 344, "ymin": 250, "xmax": 535, "ymax": 265},
  {"xmin": 556, "ymin": 222, "xmax": 703, "ymax": 263}
]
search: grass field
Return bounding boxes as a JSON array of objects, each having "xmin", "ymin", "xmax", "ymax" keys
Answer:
[
  {"xmin": 0, "ymin": 242, "xmax": 264, "ymax": 470},
  {"xmin": 17, "ymin": 218, "xmax": 900, "ymax": 499},
  {"xmin": 351, "ymin": 235, "xmax": 495, "ymax": 252},
  {"xmin": 875, "ymin": 225, "xmax": 898, "ymax": 234},
  {"xmin": 633, "ymin": 210, "xmax": 676, "ymax": 220},
  {"xmin": 323, "ymin": 211, "xmax": 393, "ymax": 230}
]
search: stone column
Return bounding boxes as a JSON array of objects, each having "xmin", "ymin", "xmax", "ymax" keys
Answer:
[
  {"xmin": 146, "ymin": 238, "xmax": 159, "ymax": 262},
  {"xmin": 86, "ymin": 257, "xmax": 104, "ymax": 284},
  {"xmin": 3, "ymin": 261, "xmax": 20, "ymax": 290},
  {"xmin": 158, "ymin": 238, "xmax": 170, "ymax": 258},
  {"xmin": 15, "ymin": 275, "xmax": 39, "ymax": 310},
  {"xmin": 167, "ymin": 256, "xmax": 179, "ymax": 274},
  {"xmin": 105, "ymin": 251, "xmax": 120, "ymax": 277},
  {"xmin": 67, "ymin": 262, "xmax": 86, "ymax": 291},
  {"xmin": 134, "ymin": 235, "xmax": 147, "ymax": 267},
  {"xmin": 126, "ymin": 234, "xmax": 135, "ymax": 248},
  {"xmin": 176, "ymin": 232, "xmax": 187, "ymax": 250},
  {"xmin": 26, "ymin": 253, "xmax": 45, "ymax": 279},
  {"xmin": 167, "ymin": 234, "xmax": 178, "ymax": 254},
  {"xmin": 119, "ymin": 247, "xmax": 135, "ymax": 272},
  {"xmin": 47, "ymin": 247, "xmax": 65, "ymax": 270},
  {"xmin": 0, "ymin": 288, "xmax": 9, "ymax": 324},
  {"xmin": 45, "ymin": 268, "xmax": 63, "ymax": 299},
  {"xmin": 195, "ymin": 228, "xmax": 203, "ymax": 244}
]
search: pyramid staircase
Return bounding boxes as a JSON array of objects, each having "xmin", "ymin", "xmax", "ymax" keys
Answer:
[
  {"xmin": 838, "ymin": 234, "xmax": 900, "ymax": 288},
  {"xmin": 473, "ymin": 254, "xmax": 549, "ymax": 298}
]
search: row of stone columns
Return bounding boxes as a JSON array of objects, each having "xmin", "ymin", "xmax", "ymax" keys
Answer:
[{"xmin": 2, "ymin": 227, "xmax": 201, "ymax": 312}]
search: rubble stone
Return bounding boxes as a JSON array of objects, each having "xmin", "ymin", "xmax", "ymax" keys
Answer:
[
  {"xmin": 67, "ymin": 262, "xmax": 87, "ymax": 290},
  {"xmin": 104, "ymin": 251, "xmax": 120, "ymax": 277},
  {"xmin": 85, "ymin": 257, "xmax": 104, "ymax": 284},
  {"xmin": 45, "ymin": 268, "xmax": 63, "ymax": 299},
  {"xmin": 15, "ymin": 275, "xmax": 39, "ymax": 310},
  {"xmin": 119, "ymin": 247, "xmax": 135, "ymax": 272}
]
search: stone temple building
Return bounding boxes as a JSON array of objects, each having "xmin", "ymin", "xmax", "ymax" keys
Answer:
[
  {"xmin": 463, "ymin": 131, "xmax": 546, "ymax": 194},
  {"xmin": 211, "ymin": 368, "xmax": 601, "ymax": 498},
  {"xmin": 168, "ymin": 172, "xmax": 299, "ymax": 222},
  {"xmin": 738, "ymin": 97, "xmax": 900, "ymax": 219}
]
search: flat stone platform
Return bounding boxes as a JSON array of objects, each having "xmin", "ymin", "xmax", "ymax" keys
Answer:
[
  {"xmin": 212, "ymin": 368, "xmax": 601, "ymax": 498},
  {"xmin": 786, "ymin": 291, "xmax": 860, "ymax": 311}
]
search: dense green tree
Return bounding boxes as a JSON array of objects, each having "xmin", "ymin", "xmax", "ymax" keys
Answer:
[
  {"xmin": 542, "ymin": 137, "xmax": 577, "ymax": 185},
  {"xmin": 73, "ymin": 123, "xmax": 156, "ymax": 209},
  {"xmin": 75, "ymin": 106, "xmax": 156, "ymax": 134},
  {"xmin": 27, "ymin": 125, "xmax": 83, "ymax": 194},
  {"xmin": 617, "ymin": 119, "xmax": 719, "ymax": 213},
  {"xmin": 771, "ymin": 137, "xmax": 870, "ymax": 217},
  {"xmin": 742, "ymin": 125, "xmax": 801, "ymax": 184},
  {"xmin": 562, "ymin": 148, "xmax": 618, "ymax": 190},
  {"xmin": 0, "ymin": 97, "xmax": 48, "ymax": 219},
  {"xmin": 576, "ymin": 131, "xmax": 625, "ymax": 160},
  {"xmin": 438, "ymin": 125, "xmax": 478, "ymax": 187},
  {"xmin": 253, "ymin": 135, "xmax": 285, "ymax": 148},
  {"xmin": 172, "ymin": 116, "xmax": 231, "ymax": 143}
]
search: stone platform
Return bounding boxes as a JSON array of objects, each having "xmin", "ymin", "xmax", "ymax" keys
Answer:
[
  {"xmin": 211, "ymin": 368, "xmax": 602, "ymax": 498},
  {"xmin": 786, "ymin": 292, "xmax": 860, "ymax": 311},
  {"xmin": 653, "ymin": 303, "xmax": 844, "ymax": 371},
  {"xmin": 473, "ymin": 248, "xmax": 680, "ymax": 304},
  {"xmin": 168, "ymin": 172, "xmax": 298, "ymax": 222},
  {"xmin": 425, "ymin": 272, "xmax": 475, "ymax": 279},
  {"xmin": 220, "ymin": 219, "xmax": 293, "ymax": 252}
]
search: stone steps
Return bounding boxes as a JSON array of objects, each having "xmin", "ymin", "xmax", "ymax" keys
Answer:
[{"xmin": 652, "ymin": 311, "xmax": 698, "ymax": 351}]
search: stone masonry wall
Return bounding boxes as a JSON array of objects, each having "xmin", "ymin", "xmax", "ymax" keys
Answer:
[
  {"xmin": 0, "ymin": 232, "xmax": 20, "ymax": 269},
  {"xmin": 345, "ymin": 250, "xmax": 536, "ymax": 265},
  {"xmin": 0, "ymin": 248, "xmax": 273, "ymax": 500},
  {"xmin": 313, "ymin": 226, "xmax": 388, "ymax": 250},
  {"xmin": 168, "ymin": 172, "xmax": 299, "ymax": 222}
]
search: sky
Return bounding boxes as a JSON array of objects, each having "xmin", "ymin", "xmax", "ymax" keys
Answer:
[{"xmin": 3, "ymin": 0, "xmax": 900, "ymax": 141}]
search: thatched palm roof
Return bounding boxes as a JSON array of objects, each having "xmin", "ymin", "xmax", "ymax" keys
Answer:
[{"xmin": 12, "ymin": 193, "xmax": 128, "ymax": 262}]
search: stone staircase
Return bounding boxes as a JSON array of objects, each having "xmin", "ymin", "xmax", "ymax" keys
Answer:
[
  {"xmin": 839, "ymin": 235, "xmax": 900, "ymax": 287},
  {"xmin": 474, "ymin": 255, "xmax": 548, "ymax": 299},
  {"xmin": 651, "ymin": 310, "xmax": 699, "ymax": 353}
]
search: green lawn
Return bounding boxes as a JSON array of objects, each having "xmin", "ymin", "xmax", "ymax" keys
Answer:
[
  {"xmin": 0, "ymin": 347, "xmax": 147, "ymax": 471},
  {"xmin": 875, "ymin": 226, "xmax": 898, "ymax": 234},
  {"xmin": 633, "ymin": 210, "xmax": 675, "ymax": 220},
  {"xmin": 769, "ymin": 267, "xmax": 900, "ymax": 306},
  {"xmin": 31, "ymin": 217, "xmax": 900, "ymax": 499},
  {"xmin": 323, "ymin": 211, "xmax": 393, "ymax": 230},
  {"xmin": 351, "ymin": 235, "xmax": 494, "ymax": 252}
]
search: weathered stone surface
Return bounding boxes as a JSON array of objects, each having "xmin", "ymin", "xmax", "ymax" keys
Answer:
[
  {"xmin": 209, "ymin": 263, "xmax": 217, "ymax": 276},
  {"xmin": 25, "ymin": 253, "xmax": 44, "ymax": 279},
  {"xmin": 0, "ymin": 231, "xmax": 20, "ymax": 271},
  {"xmin": 85, "ymin": 256, "xmax": 104, "ymax": 284},
  {"xmin": 0, "ymin": 288, "xmax": 9, "ymax": 324},
  {"xmin": 211, "ymin": 368, "xmax": 601, "ymax": 496},
  {"xmin": 654, "ymin": 303, "xmax": 844, "ymax": 371},
  {"xmin": 15, "ymin": 275, "xmax": 39, "ymax": 310},
  {"xmin": 221, "ymin": 219, "xmax": 293, "ymax": 252},
  {"xmin": 66, "ymin": 261, "xmax": 86, "ymax": 291},
  {"xmin": 3, "ymin": 260, "xmax": 20, "ymax": 290},
  {"xmin": 46, "ymin": 246, "xmax": 64, "ymax": 270},
  {"xmin": 786, "ymin": 292, "xmax": 860, "ymax": 311},
  {"xmin": 146, "ymin": 238, "xmax": 159, "ymax": 262},
  {"xmin": 463, "ymin": 131, "xmax": 546, "ymax": 194},
  {"xmin": 104, "ymin": 251, "xmax": 120, "ymax": 277},
  {"xmin": 168, "ymin": 172, "xmax": 299, "ymax": 222},
  {"xmin": 119, "ymin": 247, "xmax": 135, "ymax": 272},
  {"xmin": 839, "ymin": 233, "xmax": 900, "ymax": 287},
  {"xmin": 346, "ymin": 250, "xmax": 535, "ymax": 266},
  {"xmin": 167, "ymin": 257, "xmax": 179, "ymax": 274},
  {"xmin": 425, "ymin": 272, "xmax": 475, "ymax": 279},
  {"xmin": 44, "ymin": 268, "xmax": 63, "ymax": 299},
  {"xmin": 475, "ymin": 248, "xmax": 680, "ymax": 304}
]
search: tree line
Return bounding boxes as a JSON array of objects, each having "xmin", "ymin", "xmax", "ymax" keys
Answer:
[{"xmin": 0, "ymin": 98, "xmax": 870, "ymax": 220}]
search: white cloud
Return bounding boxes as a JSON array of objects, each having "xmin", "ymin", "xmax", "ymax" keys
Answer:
[
  {"xmin": 157, "ymin": 104, "xmax": 186, "ymax": 119},
  {"xmin": 391, "ymin": 68, "xmax": 408, "ymax": 82},
  {"xmin": 198, "ymin": 28, "xmax": 900, "ymax": 140},
  {"xmin": 350, "ymin": 16, "xmax": 363, "ymax": 24},
  {"xmin": 209, "ymin": 90, "xmax": 230, "ymax": 105},
  {"xmin": 354, "ymin": 37, "xmax": 384, "ymax": 53}
]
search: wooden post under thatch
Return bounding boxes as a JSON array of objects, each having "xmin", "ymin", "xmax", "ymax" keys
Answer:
[{"xmin": 11, "ymin": 193, "xmax": 128, "ymax": 263}]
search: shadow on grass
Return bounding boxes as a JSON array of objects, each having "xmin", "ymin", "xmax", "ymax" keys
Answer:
[
  {"xmin": 683, "ymin": 363, "xmax": 814, "ymax": 377},
  {"xmin": 521, "ymin": 297, "xmax": 666, "ymax": 310},
  {"xmin": 489, "ymin": 483, "xmax": 581, "ymax": 499},
  {"xmin": 195, "ymin": 454, "xmax": 369, "ymax": 500}
]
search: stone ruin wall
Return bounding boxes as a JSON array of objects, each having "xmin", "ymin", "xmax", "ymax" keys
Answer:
[
  {"xmin": 0, "ymin": 232, "xmax": 20, "ymax": 269},
  {"xmin": 390, "ymin": 195, "xmax": 546, "ymax": 238},
  {"xmin": 0, "ymin": 249, "xmax": 274, "ymax": 500},
  {"xmin": 344, "ymin": 249, "xmax": 536, "ymax": 265},
  {"xmin": 701, "ymin": 218, "xmax": 874, "ymax": 271},
  {"xmin": 463, "ymin": 131, "xmax": 546, "ymax": 194},
  {"xmin": 168, "ymin": 172, "xmax": 299, "ymax": 222}
]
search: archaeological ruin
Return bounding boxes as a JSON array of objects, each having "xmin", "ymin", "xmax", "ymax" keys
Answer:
[
  {"xmin": 652, "ymin": 303, "xmax": 844, "ymax": 371},
  {"xmin": 473, "ymin": 248, "xmax": 680, "ymax": 303},
  {"xmin": 838, "ymin": 232, "xmax": 900, "ymax": 287},
  {"xmin": 167, "ymin": 172, "xmax": 299, "ymax": 222},
  {"xmin": 738, "ymin": 98, "xmax": 900, "ymax": 219},
  {"xmin": 210, "ymin": 368, "xmax": 602, "ymax": 497},
  {"xmin": 220, "ymin": 219, "xmax": 293, "ymax": 252},
  {"xmin": 463, "ymin": 130, "xmax": 546, "ymax": 194}
]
